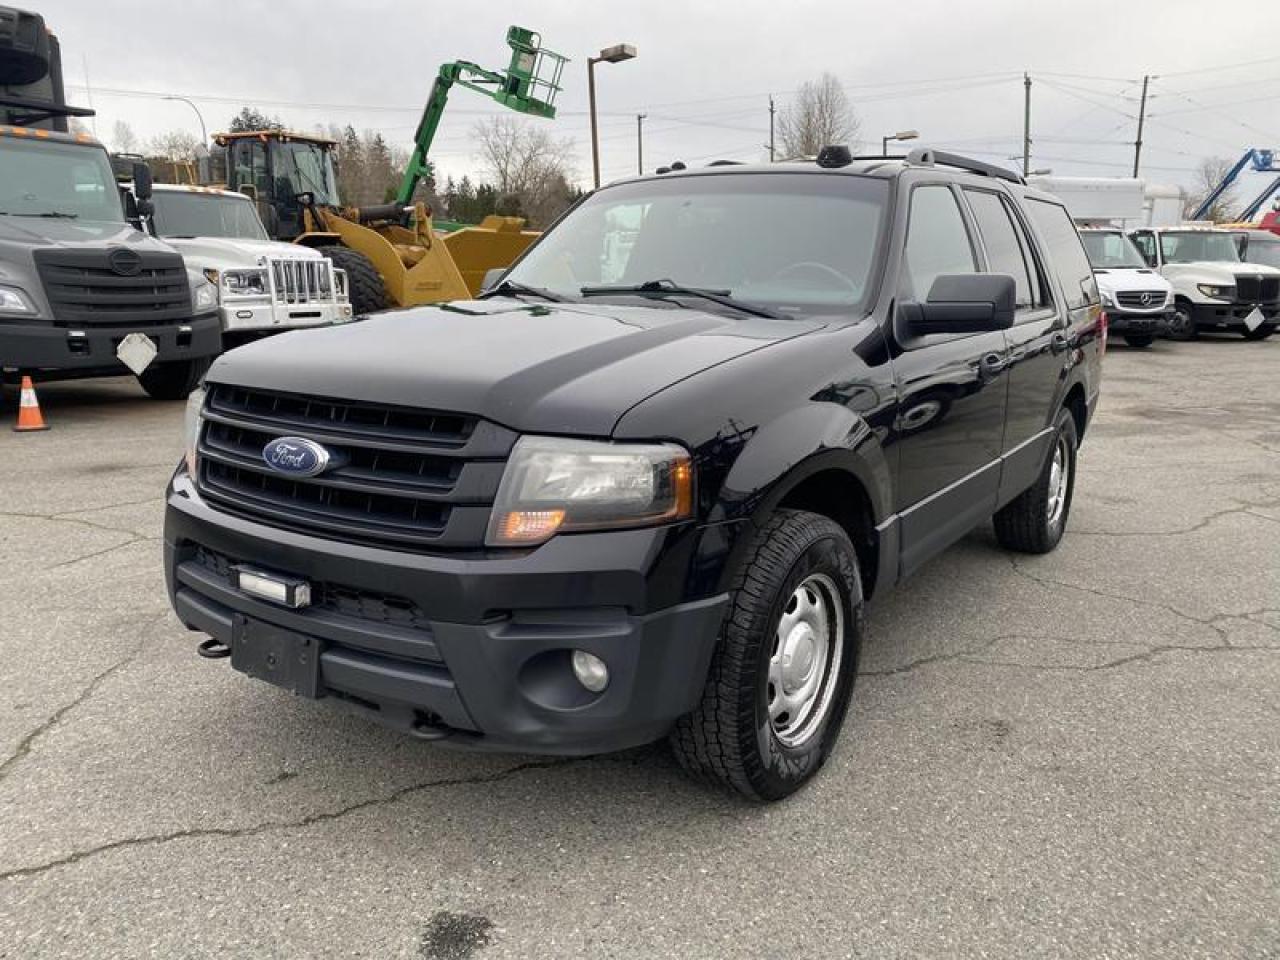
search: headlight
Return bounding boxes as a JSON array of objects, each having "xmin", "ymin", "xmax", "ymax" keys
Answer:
[
  {"xmin": 486, "ymin": 436, "xmax": 694, "ymax": 547},
  {"xmin": 222, "ymin": 268, "xmax": 268, "ymax": 297},
  {"xmin": 1099, "ymin": 291, "xmax": 1114, "ymax": 308},
  {"xmin": 193, "ymin": 279, "xmax": 219, "ymax": 311},
  {"xmin": 0, "ymin": 284, "xmax": 36, "ymax": 316},
  {"xmin": 1197, "ymin": 283, "xmax": 1233, "ymax": 299},
  {"xmin": 183, "ymin": 384, "xmax": 206, "ymax": 474}
]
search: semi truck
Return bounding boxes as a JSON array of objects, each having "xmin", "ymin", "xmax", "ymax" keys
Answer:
[{"xmin": 0, "ymin": 5, "xmax": 219, "ymax": 399}]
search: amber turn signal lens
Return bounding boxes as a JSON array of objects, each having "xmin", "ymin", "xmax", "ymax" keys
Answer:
[{"xmin": 494, "ymin": 508, "xmax": 567, "ymax": 544}]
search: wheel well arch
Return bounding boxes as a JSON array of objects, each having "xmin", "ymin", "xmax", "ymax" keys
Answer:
[
  {"xmin": 775, "ymin": 468, "xmax": 879, "ymax": 601},
  {"xmin": 1063, "ymin": 382, "xmax": 1088, "ymax": 439}
]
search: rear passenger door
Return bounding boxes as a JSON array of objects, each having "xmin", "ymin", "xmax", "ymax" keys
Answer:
[
  {"xmin": 961, "ymin": 188, "xmax": 1063, "ymax": 505},
  {"xmin": 891, "ymin": 182, "xmax": 1010, "ymax": 576}
]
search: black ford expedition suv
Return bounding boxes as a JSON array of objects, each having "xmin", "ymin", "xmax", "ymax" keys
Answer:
[{"xmin": 165, "ymin": 148, "xmax": 1103, "ymax": 800}]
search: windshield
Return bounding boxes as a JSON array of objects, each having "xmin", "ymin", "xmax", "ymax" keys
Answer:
[
  {"xmin": 0, "ymin": 137, "xmax": 123, "ymax": 222},
  {"xmin": 1241, "ymin": 234, "xmax": 1280, "ymax": 268},
  {"xmin": 1160, "ymin": 231, "xmax": 1241, "ymax": 264},
  {"xmin": 1082, "ymin": 231, "xmax": 1146, "ymax": 269},
  {"xmin": 505, "ymin": 172, "xmax": 890, "ymax": 314},
  {"xmin": 273, "ymin": 141, "xmax": 339, "ymax": 206},
  {"xmin": 151, "ymin": 190, "xmax": 268, "ymax": 240}
]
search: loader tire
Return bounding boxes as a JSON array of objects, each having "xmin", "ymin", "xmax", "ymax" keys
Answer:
[{"xmin": 317, "ymin": 245, "xmax": 390, "ymax": 316}]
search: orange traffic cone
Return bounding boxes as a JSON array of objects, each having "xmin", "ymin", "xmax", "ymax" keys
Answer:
[{"xmin": 13, "ymin": 376, "xmax": 49, "ymax": 432}]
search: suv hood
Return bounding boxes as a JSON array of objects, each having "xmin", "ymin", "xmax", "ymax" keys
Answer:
[
  {"xmin": 210, "ymin": 298, "xmax": 822, "ymax": 435},
  {"xmin": 162, "ymin": 236, "xmax": 322, "ymax": 270},
  {"xmin": 0, "ymin": 215, "xmax": 172, "ymax": 252}
]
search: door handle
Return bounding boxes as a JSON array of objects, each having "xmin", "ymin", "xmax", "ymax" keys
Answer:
[
  {"xmin": 1050, "ymin": 332, "xmax": 1070, "ymax": 354},
  {"xmin": 979, "ymin": 352, "xmax": 1007, "ymax": 377}
]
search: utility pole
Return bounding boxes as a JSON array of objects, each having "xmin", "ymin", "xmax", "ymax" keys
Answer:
[
  {"xmin": 636, "ymin": 114, "xmax": 645, "ymax": 175},
  {"xmin": 1133, "ymin": 74, "xmax": 1150, "ymax": 178},
  {"xmin": 769, "ymin": 96, "xmax": 776, "ymax": 162},
  {"xmin": 1022, "ymin": 72, "xmax": 1031, "ymax": 177}
]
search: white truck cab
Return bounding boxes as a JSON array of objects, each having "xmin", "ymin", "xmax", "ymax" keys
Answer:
[
  {"xmin": 148, "ymin": 184, "xmax": 352, "ymax": 344},
  {"xmin": 1128, "ymin": 225, "xmax": 1279, "ymax": 341},
  {"xmin": 1079, "ymin": 228, "xmax": 1174, "ymax": 347}
]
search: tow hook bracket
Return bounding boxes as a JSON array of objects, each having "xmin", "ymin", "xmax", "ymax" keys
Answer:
[{"xmin": 197, "ymin": 637, "xmax": 231, "ymax": 659}]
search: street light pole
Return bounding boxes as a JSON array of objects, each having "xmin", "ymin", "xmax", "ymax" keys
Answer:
[
  {"xmin": 882, "ymin": 129, "xmax": 920, "ymax": 155},
  {"xmin": 164, "ymin": 95, "xmax": 207, "ymax": 145},
  {"xmin": 587, "ymin": 43, "xmax": 636, "ymax": 189},
  {"xmin": 636, "ymin": 113, "xmax": 645, "ymax": 175}
]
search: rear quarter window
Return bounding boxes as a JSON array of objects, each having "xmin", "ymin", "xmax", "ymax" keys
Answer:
[{"xmin": 1024, "ymin": 198, "xmax": 1098, "ymax": 309}]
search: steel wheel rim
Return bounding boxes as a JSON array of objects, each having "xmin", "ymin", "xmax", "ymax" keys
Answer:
[
  {"xmin": 767, "ymin": 572, "xmax": 844, "ymax": 748},
  {"xmin": 1172, "ymin": 308, "xmax": 1192, "ymax": 335},
  {"xmin": 1046, "ymin": 436, "xmax": 1069, "ymax": 528}
]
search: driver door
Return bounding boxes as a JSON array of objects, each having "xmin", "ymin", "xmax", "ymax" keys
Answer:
[{"xmin": 230, "ymin": 139, "xmax": 274, "ymax": 235}]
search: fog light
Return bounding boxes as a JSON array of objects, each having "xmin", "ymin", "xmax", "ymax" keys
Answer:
[{"xmin": 571, "ymin": 650, "xmax": 609, "ymax": 693}]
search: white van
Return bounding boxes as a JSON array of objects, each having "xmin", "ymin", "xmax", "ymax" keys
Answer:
[{"xmin": 1079, "ymin": 228, "xmax": 1174, "ymax": 348}]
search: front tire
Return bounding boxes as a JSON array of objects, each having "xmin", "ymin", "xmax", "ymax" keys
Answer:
[
  {"xmin": 137, "ymin": 357, "xmax": 210, "ymax": 401},
  {"xmin": 1167, "ymin": 302, "xmax": 1198, "ymax": 341},
  {"xmin": 1124, "ymin": 334, "xmax": 1155, "ymax": 348},
  {"xmin": 994, "ymin": 407, "xmax": 1078, "ymax": 554},
  {"xmin": 317, "ymin": 245, "xmax": 390, "ymax": 315},
  {"xmin": 671, "ymin": 510, "xmax": 863, "ymax": 801}
]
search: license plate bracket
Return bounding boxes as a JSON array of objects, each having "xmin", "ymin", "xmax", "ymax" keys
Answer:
[{"xmin": 230, "ymin": 616, "xmax": 324, "ymax": 698}]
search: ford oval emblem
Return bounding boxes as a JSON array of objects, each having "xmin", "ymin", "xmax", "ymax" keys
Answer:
[{"xmin": 262, "ymin": 437, "xmax": 332, "ymax": 477}]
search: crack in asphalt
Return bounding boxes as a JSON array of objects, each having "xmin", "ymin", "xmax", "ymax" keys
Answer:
[
  {"xmin": 48, "ymin": 533, "xmax": 158, "ymax": 570},
  {"xmin": 0, "ymin": 508, "xmax": 155, "ymax": 542},
  {"xmin": 1069, "ymin": 502, "xmax": 1272, "ymax": 538},
  {"xmin": 0, "ymin": 757, "xmax": 581, "ymax": 884}
]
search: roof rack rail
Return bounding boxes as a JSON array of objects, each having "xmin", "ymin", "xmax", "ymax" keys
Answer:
[{"xmin": 905, "ymin": 148, "xmax": 1024, "ymax": 185}]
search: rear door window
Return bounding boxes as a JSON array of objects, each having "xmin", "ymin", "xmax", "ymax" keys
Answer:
[{"xmin": 964, "ymin": 189, "xmax": 1042, "ymax": 311}]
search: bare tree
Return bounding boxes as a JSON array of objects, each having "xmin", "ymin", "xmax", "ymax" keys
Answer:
[
  {"xmin": 111, "ymin": 120, "xmax": 139, "ymax": 154},
  {"xmin": 473, "ymin": 116, "xmax": 576, "ymax": 227},
  {"xmin": 777, "ymin": 73, "xmax": 861, "ymax": 159},
  {"xmin": 147, "ymin": 130, "xmax": 202, "ymax": 163},
  {"xmin": 1184, "ymin": 157, "xmax": 1240, "ymax": 222}
]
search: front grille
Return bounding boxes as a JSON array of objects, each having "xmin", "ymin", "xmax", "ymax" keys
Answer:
[
  {"xmin": 196, "ymin": 384, "xmax": 516, "ymax": 551},
  {"xmin": 1235, "ymin": 274, "xmax": 1280, "ymax": 303},
  {"xmin": 1115, "ymin": 290, "xmax": 1167, "ymax": 309},
  {"xmin": 192, "ymin": 546, "xmax": 431, "ymax": 630},
  {"xmin": 34, "ymin": 248, "xmax": 190, "ymax": 327},
  {"xmin": 269, "ymin": 257, "xmax": 337, "ymax": 305}
]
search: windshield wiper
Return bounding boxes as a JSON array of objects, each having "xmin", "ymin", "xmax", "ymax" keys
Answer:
[
  {"xmin": 579, "ymin": 278, "xmax": 788, "ymax": 320},
  {"xmin": 12, "ymin": 211, "xmax": 79, "ymax": 219},
  {"xmin": 478, "ymin": 279, "xmax": 569, "ymax": 303}
]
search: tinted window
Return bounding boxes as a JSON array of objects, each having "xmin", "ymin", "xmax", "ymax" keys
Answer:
[
  {"xmin": 1025, "ymin": 199, "xmax": 1097, "ymax": 309},
  {"xmin": 902, "ymin": 185, "xmax": 976, "ymax": 301},
  {"xmin": 965, "ymin": 189, "xmax": 1036, "ymax": 309},
  {"xmin": 1131, "ymin": 232, "xmax": 1157, "ymax": 265}
]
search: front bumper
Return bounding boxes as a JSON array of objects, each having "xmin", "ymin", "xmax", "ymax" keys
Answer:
[
  {"xmin": 219, "ymin": 299, "xmax": 353, "ymax": 333},
  {"xmin": 1187, "ymin": 300, "xmax": 1280, "ymax": 332},
  {"xmin": 1, "ymin": 313, "xmax": 222, "ymax": 373},
  {"xmin": 1105, "ymin": 308, "xmax": 1171, "ymax": 334},
  {"xmin": 163, "ymin": 471, "xmax": 732, "ymax": 755}
]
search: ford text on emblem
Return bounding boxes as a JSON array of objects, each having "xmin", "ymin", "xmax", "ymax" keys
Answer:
[
  {"xmin": 107, "ymin": 247, "xmax": 143, "ymax": 276},
  {"xmin": 262, "ymin": 437, "xmax": 332, "ymax": 478}
]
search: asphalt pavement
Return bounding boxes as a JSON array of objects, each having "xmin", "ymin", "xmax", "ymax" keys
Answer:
[{"xmin": 1, "ymin": 337, "xmax": 1277, "ymax": 959}]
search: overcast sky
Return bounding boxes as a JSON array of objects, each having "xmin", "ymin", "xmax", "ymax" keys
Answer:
[{"xmin": 33, "ymin": 0, "xmax": 1280, "ymax": 205}]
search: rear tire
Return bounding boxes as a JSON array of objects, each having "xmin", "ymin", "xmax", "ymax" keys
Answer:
[
  {"xmin": 671, "ymin": 509, "xmax": 863, "ymax": 802},
  {"xmin": 1124, "ymin": 334, "xmax": 1155, "ymax": 348},
  {"xmin": 137, "ymin": 357, "xmax": 210, "ymax": 401},
  {"xmin": 994, "ymin": 407, "xmax": 1078, "ymax": 554},
  {"xmin": 317, "ymin": 245, "xmax": 390, "ymax": 315},
  {"xmin": 1243, "ymin": 325, "xmax": 1275, "ymax": 341},
  {"xmin": 1167, "ymin": 302, "xmax": 1198, "ymax": 341}
]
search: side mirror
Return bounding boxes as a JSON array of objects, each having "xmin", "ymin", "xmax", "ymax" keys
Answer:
[
  {"xmin": 480, "ymin": 267, "xmax": 506, "ymax": 293},
  {"xmin": 132, "ymin": 161, "xmax": 153, "ymax": 200},
  {"xmin": 901, "ymin": 274, "xmax": 1016, "ymax": 336}
]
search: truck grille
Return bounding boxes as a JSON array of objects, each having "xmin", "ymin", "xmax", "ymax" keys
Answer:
[
  {"xmin": 1234, "ymin": 274, "xmax": 1280, "ymax": 303},
  {"xmin": 1115, "ymin": 290, "xmax": 1167, "ymax": 309},
  {"xmin": 195, "ymin": 384, "xmax": 516, "ymax": 551},
  {"xmin": 33, "ymin": 248, "xmax": 190, "ymax": 328},
  {"xmin": 269, "ymin": 257, "xmax": 337, "ymax": 304}
]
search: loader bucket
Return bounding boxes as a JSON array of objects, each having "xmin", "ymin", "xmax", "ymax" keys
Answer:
[
  {"xmin": 316, "ymin": 209, "xmax": 471, "ymax": 306},
  {"xmin": 441, "ymin": 215, "xmax": 541, "ymax": 296}
]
